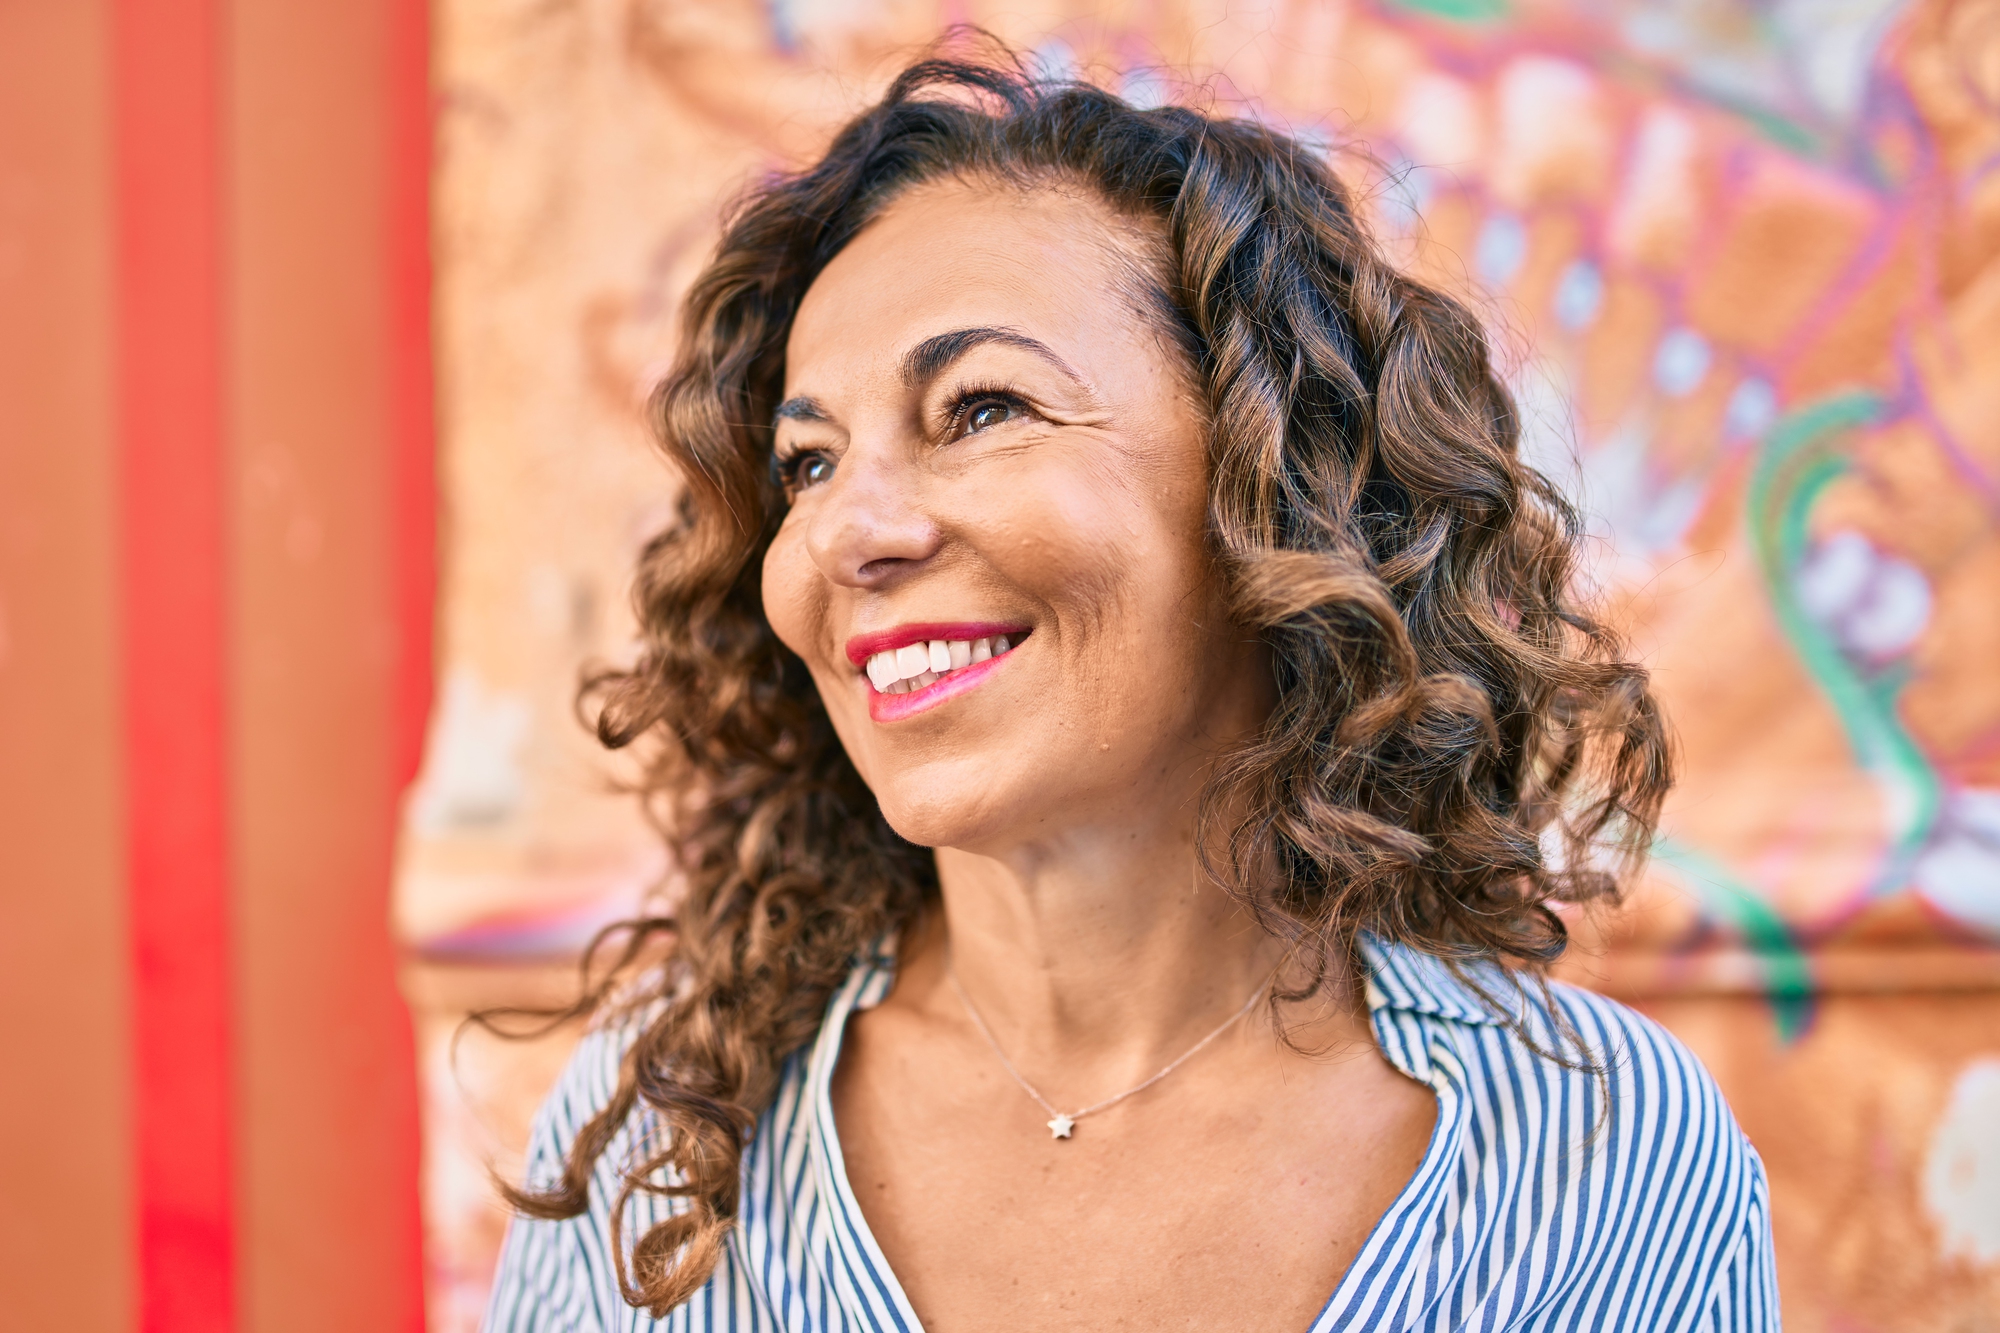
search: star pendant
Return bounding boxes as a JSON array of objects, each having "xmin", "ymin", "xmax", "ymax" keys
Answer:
[{"xmin": 1047, "ymin": 1113, "xmax": 1075, "ymax": 1140}]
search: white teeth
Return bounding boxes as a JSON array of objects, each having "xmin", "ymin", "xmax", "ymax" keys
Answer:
[{"xmin": 863, "ymin": 632, "xmax": 1022, "ymax": 693}]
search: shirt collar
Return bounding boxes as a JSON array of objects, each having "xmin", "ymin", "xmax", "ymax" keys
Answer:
[{"xmin": 1359, "ymin": 932, "xmax": 1513, "ymax": 1028}]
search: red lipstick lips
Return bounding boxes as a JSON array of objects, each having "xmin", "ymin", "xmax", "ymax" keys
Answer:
[
  {"xmin": 843, "ymin": 622, "xmax": 1026, "ymax": 666},
  {"xmin": 847, "ymin": 622, "xmax": 1031, "ymax": 723}
]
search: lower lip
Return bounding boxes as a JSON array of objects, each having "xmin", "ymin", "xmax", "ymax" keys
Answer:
[{"xmin": 867, "ymin": 651, "xmax": 1016, "ymax": 723}]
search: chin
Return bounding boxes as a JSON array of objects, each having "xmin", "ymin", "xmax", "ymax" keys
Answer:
[{"xmin": 871, "ymin": 777, "xmax": 1024, "ymax": 853}]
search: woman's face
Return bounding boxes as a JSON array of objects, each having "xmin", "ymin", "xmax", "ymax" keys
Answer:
[{"xmin": 762, "ymin": 179, "xmax": 1271, "ymax": 853}]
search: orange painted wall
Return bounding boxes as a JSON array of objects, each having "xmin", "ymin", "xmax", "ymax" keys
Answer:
[
  {"xmin": 0, "ymin": 2, "xmax": 130, "ymax": 1327},
  {"xmin": 226, "ymin": 1, "xmax": 427, "ymax": 1328},
  {"xmin": 0, "ymin": 1, "xmax": 429, "ymax": 1328}
]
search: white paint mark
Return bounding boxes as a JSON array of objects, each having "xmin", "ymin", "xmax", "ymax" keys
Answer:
[
  {"xmin": 1922, "ymin": 1057, "xmax": 2000, "ymax": 1262},
  {"xmin": 1915, "ymin": 789, "xmax": 2000, "ymax": 938},
  {"xmin": 408, "ymin": 667, "xmax": 532, "ymax": 833}
]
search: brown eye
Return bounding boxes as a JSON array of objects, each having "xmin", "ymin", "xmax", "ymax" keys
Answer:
[
  {"xmin": 966, "ymin": 400, "xmax": 1014, "ymax": 434},
  {"xmin": 775, "ymin": 451, "xmax": 834, "ymax": 495}
]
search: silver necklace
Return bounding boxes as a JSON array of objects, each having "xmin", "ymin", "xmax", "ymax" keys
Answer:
[{"xmin": 947, "ymin": 963, "xmax": 1271, "ymax": 1140}]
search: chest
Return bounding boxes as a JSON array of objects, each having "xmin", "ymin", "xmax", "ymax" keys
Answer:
[{"xmin": 826, "ymin": 1011, "xmax": 1437, "ymax": 1333}]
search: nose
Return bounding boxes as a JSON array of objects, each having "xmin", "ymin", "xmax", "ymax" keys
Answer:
[{"xmin": 800, "ymin": 443, "xmax": 941, "ymax": 589}]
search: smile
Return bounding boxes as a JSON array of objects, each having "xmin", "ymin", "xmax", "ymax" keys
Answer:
[
  {"xmin": 844, "ymin": 622, "xmax": 1029, "ymax": 722},
  {"xmin": 864, "ymin": 633, "xmax": 1016, "ymax": 693}
]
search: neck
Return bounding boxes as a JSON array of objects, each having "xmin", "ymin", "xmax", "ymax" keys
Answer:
[{"xmin": 900, "ymin": 808, "xmax": 1304, "ymax": 1101}]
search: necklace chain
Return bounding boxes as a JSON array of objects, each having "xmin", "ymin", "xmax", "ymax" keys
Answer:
[{"xmin": 946, "ymin": 961, "xmax": 1271, "ymax": 1140}]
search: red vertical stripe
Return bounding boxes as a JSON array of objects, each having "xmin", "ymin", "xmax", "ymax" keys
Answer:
[
  {"xmin": 114, "ymin": 0, "xmax": 235, "ymax": 1328},
  {"xmin": 387, "ymin": 0, "xmax": 436, "ymax": 795},
  {"xmin": 386, "ymin": 4, "xmax": 436, "ymax": 1321}
]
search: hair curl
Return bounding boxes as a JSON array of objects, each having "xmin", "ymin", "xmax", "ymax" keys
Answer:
[{"xmin": 505, "ymin": 50, "xmax": 1671, "ymax": 1316}]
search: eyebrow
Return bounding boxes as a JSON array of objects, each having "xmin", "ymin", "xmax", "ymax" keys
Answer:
[
  {"xmin": 771, "ymin": 395, "xmax": 833, "ymax": 429},
  {"xmin": 770, "ymin": 326, "xmax": 1088, "ymax": 430},
  {"xmin": 899, "ymin": 326, "xmax": 1084, "ymax": 389}
]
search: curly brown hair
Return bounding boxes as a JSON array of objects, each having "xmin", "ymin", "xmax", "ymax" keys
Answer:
[{"xmin": 504, "ymin": 51, "xmax": 1671, "ymax": 1316}]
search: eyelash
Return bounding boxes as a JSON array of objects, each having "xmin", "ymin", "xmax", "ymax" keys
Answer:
[
  {"xmin": 770, "ymin": 447, "xmax": 827, "ymax": 495},
  {"xmin": 941, "ymin": 384, "xmax": 1030, "ymax": 439},
  {"xmin": 770, "ymin": 384, "xmax": 1033, "ymax": 497}
]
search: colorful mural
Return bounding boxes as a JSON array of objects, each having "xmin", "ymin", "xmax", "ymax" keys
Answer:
[{"xmin": 401, "ymin": 0, "xmax": 2000, "ymax": 1327}]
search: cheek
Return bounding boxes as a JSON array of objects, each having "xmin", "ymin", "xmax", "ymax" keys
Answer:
[
  {"xmin": 1011, "ymin": 449, "xmax": 1210, "ymax": 623},
  {"xmin": 975, "ymin": 465, "xmax": 1215, "ymax": 714},
  {"xmin": 1035, "ymin": 455, "xmax": 1228, "ymax": 721},
  {"xmin": 759, "ymin": 523, "xmax": 826, "ymax": 661}
]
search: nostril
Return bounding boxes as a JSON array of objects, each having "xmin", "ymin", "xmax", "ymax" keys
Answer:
[
  {"xmin": 856, "ymin": 555, "xmax": 918, "ymax": 582},
  {"xmin": 804, "ymin": 469, "xmax": 940, "ymax": 587}
]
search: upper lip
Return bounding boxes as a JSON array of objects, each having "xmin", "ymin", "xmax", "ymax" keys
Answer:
[{"xmin": 843, "ymin": 621, "xmax": 1030, "ymax": 666}]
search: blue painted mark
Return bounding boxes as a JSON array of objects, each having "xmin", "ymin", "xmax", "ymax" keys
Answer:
[
  {"xmin": 1725, "ymin": 376, "xmax": 1779, "ymax": 439},
  {"xmin": 1553, "ymin": 259, "xmax": 1603, "ymax": 330},
  {"xmin": 1030, "ymin": 39, "xmax": 1076, "ymax": 83},
  {"xmin": 1913, "ymin": 789, "xmax": 2000, "ymax": 936},
  {"xmin": 1653, "ymin": 327, "xmax": 1712, "ymax": 396},
  {"xmin": 1378, "ymin": 157, "xmax": 1436, "ymax": 239},
  {"xmin": 765, "ymin": 0, "xmax": 798, "ymax": 55},
  {"xmin": 1121, "ymin": 67, "xmax": 1170, "ymax": 110},
  {"xmin": 1477, "ymin": 214, "xmax": 1528, "ymax": 285},
  {"xmin": 1796, "ymin": 531, "xmax": 1933, "ymax": 661}
]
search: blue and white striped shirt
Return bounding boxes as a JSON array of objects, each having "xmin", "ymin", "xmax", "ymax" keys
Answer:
[{"xmin": 486, "ymin": 937, "xmax": 1778, "ymax": 1331}]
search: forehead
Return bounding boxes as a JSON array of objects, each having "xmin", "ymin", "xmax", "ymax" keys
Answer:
[{"xmin": 784, "ymin": 179, "xmax": 1159, "ymax": 389}]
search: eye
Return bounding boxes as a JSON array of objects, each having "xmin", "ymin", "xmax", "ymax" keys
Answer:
[
  {"xmin": 773, "ymin": 449, "xmax": 835, "ymax": 496},
  {"xmin": 966, "ymin": 399, "xmax": 1015, "ymax": 433},
  {"xmin": 947, "ymin": 390, "xmax": 1028, "ymax": 441}
]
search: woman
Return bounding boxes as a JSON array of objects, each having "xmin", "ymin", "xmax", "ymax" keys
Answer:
[{"xmin": 486, "ymin": 55, "xmax": 1776, "ymax": 1332}]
